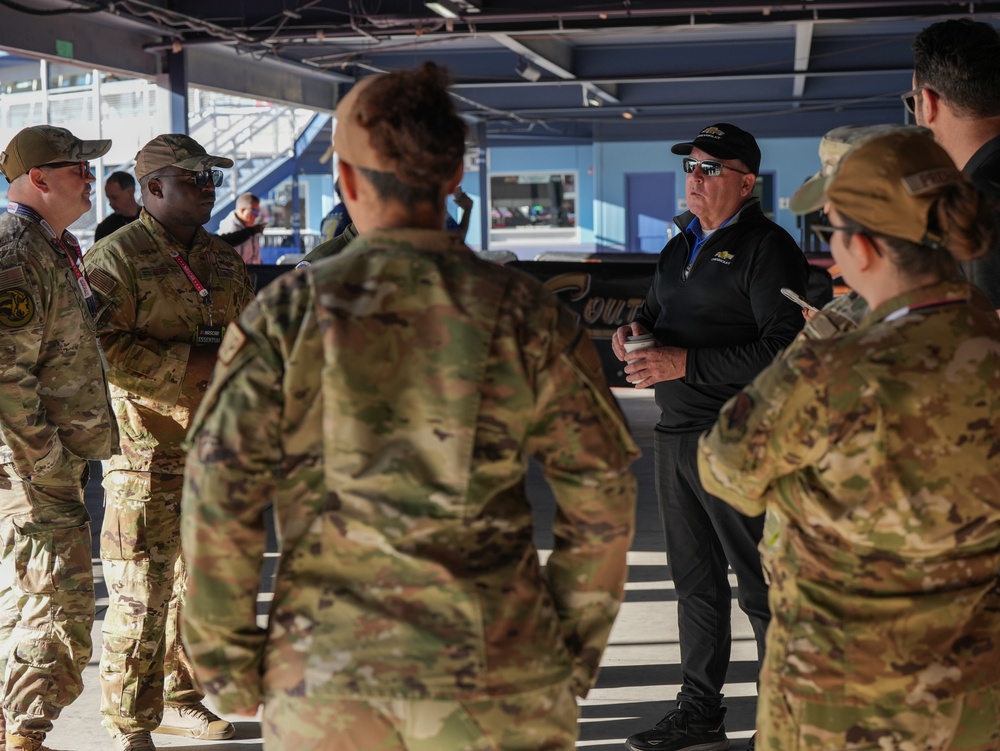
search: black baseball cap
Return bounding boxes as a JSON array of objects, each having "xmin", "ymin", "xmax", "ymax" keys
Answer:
[{"xmin": 671, "ymin": 123, "xmax": 761, "ymax": 175}]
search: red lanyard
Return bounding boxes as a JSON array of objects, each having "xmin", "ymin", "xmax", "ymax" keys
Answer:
[
  {"xmin": 170, "ymin": 250, "xmax": 213, "ymax": 306},
  {"xmin": 7, "ymin": 202, "xmax": 96, "ymax": 316},
  {"xmin": 882, "ymin": 296, "xmax": 970, "ymax": 323},
  {"xmin": 170, "ymin": 250, "xmax": 215, "ymax": 327}
]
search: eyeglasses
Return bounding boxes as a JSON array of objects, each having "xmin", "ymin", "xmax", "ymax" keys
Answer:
[
  {"xmin": 810, "ymin": 215, "xmax": 875, "ymax": 252},
  {"xmin": 38, "ymin": 161, "xmax": 92, "ymax": 179},
  {"xmin": 682, "ymin": 157, "xmax": 749, "ymax": 177},
  {"xmin": 900, "ymin": 86, "xmax": 932, "ymax": 115},
  {"xmin": 158, "ymin": 169, "xmax": 224, "ymax": 188}
]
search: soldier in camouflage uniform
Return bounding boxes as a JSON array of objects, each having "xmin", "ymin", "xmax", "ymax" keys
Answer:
[
  {"xmin": 181, "ymin": 63, "xmax": 639, "ymax": 751},
  {"xmin": 699, "ymin": 131, "xmax": 1000, "ymax": 750},
  {"xmin": 86, "ymin": 135, "xmax": 255, "ymax": 751},
  {"xmin": 790, "ymin": 124, "xmax": 994, "ymax": 344},
  {"xmin": 0, "ymin": 126, "xmax": 119, "ymax": 751}
]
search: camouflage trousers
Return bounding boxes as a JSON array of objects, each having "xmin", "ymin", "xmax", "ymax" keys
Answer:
[
  {"xmin": 261, "ymin": 681, "xmax": 580, "ymax": 751},
  {"xmin": 99, "ymin": 470, "xmax": 202, "ymax": 734},
  {"xmin": 757, "ymin": 684, "xmax": 1000, "ymax": 750},
  {"xmin": 0, "ymin": 457, "xmax": 94, "ymax": 740}
]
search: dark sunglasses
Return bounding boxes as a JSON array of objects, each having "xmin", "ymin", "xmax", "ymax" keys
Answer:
[
  {"xmin": 810, "ymin": 219, "xmax": 854, "ymax": 245},
  {"xmin": 810, "ymin": 215, "xmax": 879, "ymax": 254},
  {"xmin": 900, "ymin": 86, "xmax": 930, "ymax": 115},
  {"xmin": 158, "ymin": 169, "xmax": 224, "ymax": 188},
  {"xmin": 682, "ymin": 157, "xmax": 749, "ymax": 177},
  {"xmin": 38, "ymin": 160, "xmax": 92, "ymax": 178}
]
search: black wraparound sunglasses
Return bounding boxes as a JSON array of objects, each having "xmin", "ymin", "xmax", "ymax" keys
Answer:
[{"xmin": 158, "ymin": 169, "xmax": 224, "ymax": 188}]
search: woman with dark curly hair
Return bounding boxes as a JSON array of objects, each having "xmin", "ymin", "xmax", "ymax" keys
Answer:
[
  {"xmin": 179, "ymin": 63, "xmax": 639, "ymax": 751},
  {"xmin": 699, "ymin": 129, "xmax": 1000, "ymax": 751}
]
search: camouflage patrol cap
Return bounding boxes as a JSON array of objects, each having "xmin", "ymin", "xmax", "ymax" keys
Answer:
[
  {"xmin": 0, "ymin": 125, "xmax": 111, "ymax": 182},
  {"xmin": 332, "ymin": 76, "xmax": 393, "ymax": 172},
  {"xmin": 790, "ymin": 124, "xmax": 931, "ymax": 214},
  {"xmin": 134, "ymin": 134, "xmax": 234, "ymax": 181},
  {"xmin": 820, "ymin": 130, "xmax": 962, "ymax": 247}
]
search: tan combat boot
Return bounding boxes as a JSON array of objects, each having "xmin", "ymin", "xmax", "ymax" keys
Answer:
[
  {"xmin": 156, "ymin": 703, "xmax": 234, "ymax": 740},
  {"xmin": 4, "ymin": 734, "xmax": 58, "ymax": 751},
  {"xmin": 111, "ymin": 730, "xmax": 156, "ymax": 751}
]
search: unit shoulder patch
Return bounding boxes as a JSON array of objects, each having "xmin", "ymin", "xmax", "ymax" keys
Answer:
[
  {"xmin": 0, "ymin": 287, "xmax": 35, "ymax": 328},
  {"xmin": 218, "ymin": 324, "xmax": 248, "ymax": 366}
]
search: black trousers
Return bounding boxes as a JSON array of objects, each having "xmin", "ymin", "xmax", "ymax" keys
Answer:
[{"xmin": 654, "ymin": 429, "xmax": 770, "ymax": 717}]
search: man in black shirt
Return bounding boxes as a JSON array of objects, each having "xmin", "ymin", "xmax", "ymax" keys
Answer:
[
  {"xmin": 94, "ymin": 171, "xmax": 140, "ymax": 242},
  {"xmin": 615, "ymin": 123, "xmax": 807, "ymax": 751},
  {"xmin": 911, "ymin": 19, "xmax": 1000, "ymax": 313}
]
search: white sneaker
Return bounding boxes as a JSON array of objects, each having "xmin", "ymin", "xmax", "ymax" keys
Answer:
[
  {"xmin": 155, "ymin": 703, "xmax": 235, "ymax": 740},
  {"xmin": 111, "ymin": 731, "xmax": 156, "ymax": 751}
]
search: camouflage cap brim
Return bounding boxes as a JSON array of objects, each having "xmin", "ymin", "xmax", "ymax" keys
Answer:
[
  {"xmin": 0, "ymin": 125, "xmax": 111, "ymax": 182},
  {"xmin": 789, "ymin": 172, "xmax": 830, "ymax": 215},
  {"xmin": 72, "ymin": 138, "xmax": 113, "ymax": 162},
  {"xmin": 172, "ymin": 154, "xmax": 235, "ymax": 173}
]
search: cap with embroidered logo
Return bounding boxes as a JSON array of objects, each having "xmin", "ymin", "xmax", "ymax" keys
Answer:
[
  {"xmin": 671, "ymin": 123, "xmax": 761, "ymax": 175},
  {"xmin": 0, "ymin": 125, "xmax": 111, "ymax": 183},
  {"xmin": 134, "ymin": 134, "xmax": 233, "ymax": 182}
]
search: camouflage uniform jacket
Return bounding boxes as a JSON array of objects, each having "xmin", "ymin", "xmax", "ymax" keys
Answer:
[
  {"xmin": 300, "ymin": 221, "xmax": 358, "ymax": 265},
  {"xmin": 699, "ymin": 280, "xmax": 1000, "ymax": 708},
  {"xmin": 182, "ymin": 228, "xmax": 639, "ymax": 713},
  {"xmin": 0, "ymin": 210, "xmax": 118, "ymax": 483},
  {"xmin": 87, "ymin": 209, "xmax": 254, "ymax": 475}
]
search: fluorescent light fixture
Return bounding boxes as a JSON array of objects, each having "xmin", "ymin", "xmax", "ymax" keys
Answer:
[
  {"xmin": 426, "ymin": 1, "xmax": 460, "ymax": 19},
  {"xmin": 515, "ymin": 56, "xmax": 542, "ymax": 82}
]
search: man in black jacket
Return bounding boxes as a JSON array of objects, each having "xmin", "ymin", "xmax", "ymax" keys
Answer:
[
  {"xmin": 614, "ymin": 123, "xmax": 808, "ymax": 751},
  {"xmin": 910, "ymin": 18, "xmax": 1000, "ymax": 314},
  {"xmin": 95, "ymin": 171, "xmax": 141, "ymax": 242}
]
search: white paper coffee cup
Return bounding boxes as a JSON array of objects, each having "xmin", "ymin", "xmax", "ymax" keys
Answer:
[{"xmin": 624, "ymin": 333, "xmax": 656, "ymax": 361}]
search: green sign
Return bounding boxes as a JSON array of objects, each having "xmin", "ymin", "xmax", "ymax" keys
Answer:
[{"xmin": 55, "ymin": 40, "xmax": 74, "ymax": 59}]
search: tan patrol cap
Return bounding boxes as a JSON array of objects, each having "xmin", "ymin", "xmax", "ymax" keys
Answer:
[
  {"xmin": 134, "ymin": 134, "xmax": 233, "ymax": 181},
  {"xmin": 820, "ymin": 130, "xmax": 962, "ymax": 248},
  {"xmin": 332, "ymin": 76, "xmax": 397, "ymax": 173},
  {"xmin": 789, "ymin": 124, "xmax": 930, "ymax": 214},
  {"xmin": 0, "ymin": 125, "xmax": 111, "ymax": 182}
]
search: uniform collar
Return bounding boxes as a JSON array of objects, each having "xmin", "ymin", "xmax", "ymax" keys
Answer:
[
  {"xmin": 675, "ymin": 196, "xmax": 760, "ymax": 234},
  {"xmin": 139, "ymin": 207, "xmax": 213, "ymax": 257},
  {"xmin": 346, "ymin": 227, "xmax": 473, "ymax": 256},
  {"xmin": 865, "ymin": 280, "xmax": 974, "ymax": 326}
]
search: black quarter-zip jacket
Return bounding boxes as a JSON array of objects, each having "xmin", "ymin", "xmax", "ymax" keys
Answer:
[{"xmin": 636, "ymin": 198, "xmax": 809, "ymax": 433}]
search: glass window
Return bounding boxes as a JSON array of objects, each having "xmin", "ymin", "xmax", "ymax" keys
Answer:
[{"xmin": 489, "ymin": 172, "xmax": 578, "ymax": 246}]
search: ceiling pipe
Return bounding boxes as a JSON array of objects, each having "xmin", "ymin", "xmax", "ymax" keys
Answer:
[{"xmin": 275, "ymin": 1, "xmax": 985, "ymax": 31}]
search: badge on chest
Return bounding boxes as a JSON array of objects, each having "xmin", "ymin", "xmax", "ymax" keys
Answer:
[{"xmin": 195, "ymin": 324, "xmax": 225, "ymax": 346}]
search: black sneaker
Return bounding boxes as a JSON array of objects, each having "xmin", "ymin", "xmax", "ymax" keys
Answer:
[{"xmin": 624, "ymin": 707, "xmax": 730, "ymax": 751}]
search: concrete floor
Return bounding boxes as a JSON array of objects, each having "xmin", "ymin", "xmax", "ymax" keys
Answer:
[{"xmin": 48, "ymin": 389, "xmax": 758, "ymax": 750}]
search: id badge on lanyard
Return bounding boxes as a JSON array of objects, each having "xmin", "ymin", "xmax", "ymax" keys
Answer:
[{"xmin": 169, "ymin": 250, "xmax": 224, "ymax": 346}]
